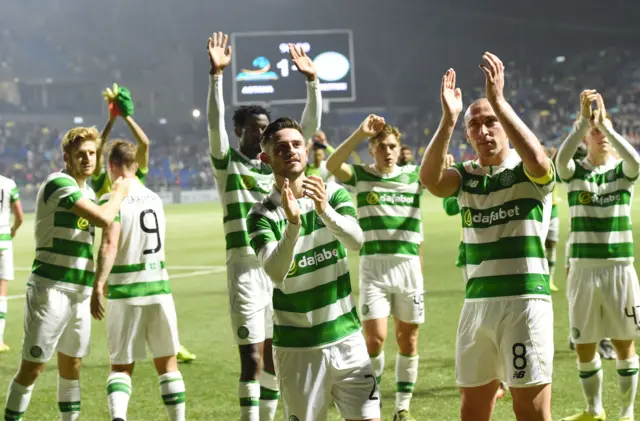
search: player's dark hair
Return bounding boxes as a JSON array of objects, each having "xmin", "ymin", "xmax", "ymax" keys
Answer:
[
  {"xmin": 233, "ymin": 105, "xmax": 271, "ymax": 129},
  {"xmin": 260, "ymin": 117, "xmax": 304, "ymax": 149},
  {"xmin": 400, "ymin": 144, "xmax": 412, "ymax": 152}
]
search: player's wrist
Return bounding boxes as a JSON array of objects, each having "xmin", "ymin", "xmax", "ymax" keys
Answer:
[{"xmin": 210, "ymin": 66, "xmax": 224, "ymax": 76}]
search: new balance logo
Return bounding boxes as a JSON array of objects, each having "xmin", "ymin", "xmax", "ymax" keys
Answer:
[{"xmin": 466, "ymin": 180, "xmax": 479, "ymax": 188}]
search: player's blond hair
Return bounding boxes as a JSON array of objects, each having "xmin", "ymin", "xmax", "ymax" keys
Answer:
[
  {"xmin": 108, "ymin": 139, "xmax": 138, "ymax": 168},
  {"xmin": 61, "ymin": 126, "xmax": 100, "ymax": 155},
  {"xmin": 369, "ymin": 124, "xmax": 401, "ymax": 146}
]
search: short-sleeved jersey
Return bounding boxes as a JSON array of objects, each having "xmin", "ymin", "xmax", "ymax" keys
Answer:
[
  {"xmin": 91, "ymin": 167, "xmax": 148, "ymax": 198},
  {"xmin": 100, "ymin": 179, "xmax": 170, "ymax": 305},
  {"xmin": 28, "ymin": 172, "xmax": 96, "ymax": 295},
  {"xmin": 247, "ymin": 182, "xmax": 361, "ymax": 349},
  {"xmin": 343, "ymin": 164, "xmax": 423, "ymax": 259},
  {"xmin": 211, "ymin": 149, "xmax": 275, "ymax": 262},
  {"xmin": 0, "ymin": 176, "xmax": 19, "ymax": 251},
  {"xmin": 564, "ymin": 157, "xmax": 637, "ymax": 266},
  {"xmin": 451, "ymin": 152, "xmax": 555, "ymax": 300}
]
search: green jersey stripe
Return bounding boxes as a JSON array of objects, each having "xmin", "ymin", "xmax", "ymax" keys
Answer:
[
  {"xmin": 273, "ymin": 272, "xmax": 351, "ymax": 313},
  {"xmin": 54, "ymin": 211, "xmax": 92, "ymax": 232},
  {"xmin": 111, "ymin": 261, "xmax": 166, "ymax": 273},
  {"xmin": 36, "ymin": 239, "xmax": 93, "ymax": 260},
  {"xmin": 43, "ymin": 177, "xmax": 76, "ymax": 203},
  {"xmin": 225, "ymin": 231, "xmax": 250, "ymax": 250},
  {"xmin": 570, "ymin": 242, "xmax": 634, "ymax": 259},
  {"xmin": 571, "ymin": 216, "xmax": 631, "ymax": 232},
  {"xmin": 273, "ymin": 307, "xmax": 361, "ymax": 348},
  {"xmin": 58, "ymin": 191, "xmax": 83, "ymax": 210},
  {"xmin": 0, "ymin": 234, "xmax": 11, "ymax": 241},
  {"xmin": 39, "ymin": 238, "xmax": 94, "ymax": 259},
  {"xmin": 551, "ymin": 204, "xmax": 558, "ymax": 219},
  {"xmin": 247, "ymin": 207, "xmax": 333, "ymax": 240},
  {"xmin": 10, "ymin": 187, "xmax": 19, "ymax": 202},
  {"xmin": 225, "ymin": 174, "xmax": 272, "ymax": 195},
  {"xmin": 465, "ymin": 236, "xmax": 545, "ymax": 266},
  {"xmin": 31, "ymin": 260, "xmax": 94, "ymax": 287},
  {"xmin": 466, "ymin": 273, "xmax": 550, "ymax": 299},
  {"xmin": 223, "ymin": 202, "xmax": 256, "ymax": 223},
  {"xmin": 210, "ymin": 152, "xmax": 229, "ymax": 170},
  {"xmin": 359, "ymin": 216, "xmax": 422, "ymax": 233},
  {"xmin": 108, "ymin": 280, "xmax": 171, "ymax": 300},
  {"xmin": 360, "ymin": 240, "xmax": 419, "ymax": 257},
  {"xmin": 570, "ymin": 161, "xmax": 636, "ymax": 184},
  {"xmin": 335, "ymin": 205, "xmax": 357, "ymax": 219}
]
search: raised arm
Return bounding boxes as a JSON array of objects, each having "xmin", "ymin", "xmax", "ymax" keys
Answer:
[
  {"xmin": 595, "ymin": 94, "xmax": 640, "ymax": 179},
  {"xmin": 556, "ymin": 90, "xmax": 596, "ymax": 180},
  {"xmin": 289, "ymin": 44, "xmax": 322, "ymax": 140},
  {"xmin": 420, "ymin": 69, "xmax": 463, "ymax": 197},
  {"xmin": 480, "ymin": 52, "xmax": 550, "ymax": 179},
  {"xmin": 95, "ymin": 115, "xmax": 116, "ymax": 177},
  {"xmin": 327, "ymin": 115, "xmax": 386, "ymax": 183},
  {"xmin": 207, "ymin": 31, "xmax": 233, "ymax": 161},
  {"xmin": 91, "ymin": 218, "xmax": 121, "ymax": 320},
  {"xmin": 124, "ymin": 116, "xmax": 150, "ymax": 170}
]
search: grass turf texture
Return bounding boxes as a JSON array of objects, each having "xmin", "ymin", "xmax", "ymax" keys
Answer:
[{"xmin": 1, "ymin": 188, "xmax": 639, "ymax": 420}]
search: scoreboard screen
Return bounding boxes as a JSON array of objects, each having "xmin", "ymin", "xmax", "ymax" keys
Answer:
[{"xmin": 231, "ymin": 30, "xmax": 355, "ymax": 105}]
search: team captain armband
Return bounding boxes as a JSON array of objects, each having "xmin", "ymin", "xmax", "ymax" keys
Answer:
[{"xmin": 524, "ymin": 159, "xmax": 554, "ymax": 185}]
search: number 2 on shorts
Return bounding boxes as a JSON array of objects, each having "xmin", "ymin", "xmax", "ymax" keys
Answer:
[{"xmin": 364, "ymin": 374, "xmax": 379, "ymax": 401}]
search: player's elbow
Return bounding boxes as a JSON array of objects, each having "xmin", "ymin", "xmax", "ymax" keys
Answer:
[
  {"xmin": 93, "ymin": 215, "xmax": 111, "ymax": 229},
  {"xmin": 420, "ymin": 176, "xmax": 448, "ymax": 198}
]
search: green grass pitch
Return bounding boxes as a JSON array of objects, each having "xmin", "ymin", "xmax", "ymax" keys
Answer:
[{"xmin": 1, "ymin": 188, "xmax": 639, "ymax": 420}]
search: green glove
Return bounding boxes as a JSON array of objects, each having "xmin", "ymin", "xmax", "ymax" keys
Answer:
[{"xmin": 115, "ymin": 86, "xmax": 135, "ymax": 117}]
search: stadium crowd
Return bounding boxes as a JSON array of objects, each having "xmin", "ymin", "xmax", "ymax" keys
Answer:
[{"xmin": 1, "ymin": 47, "xmax": 639, "ymax": 193}]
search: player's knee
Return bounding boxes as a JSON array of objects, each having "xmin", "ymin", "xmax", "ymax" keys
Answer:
[
  {"xmin": 15, "ymin": 360, "xmax": 45, "ymax": 386},
  {"xmin": 57, "ymin": 354, "xmax": 82, "ymax": 379},
  {"xmin": 512, "ymin": 401, "xmax": 549, "ymax": 421},
  {"xmin": 396, "ymin": 329, "xmax": 418, "ymax": 354},
  {"xmin": 365, "ymin": 336, "xmax": 384, "ymax": 356},
  {"xmin": 460, "ymin": 402, "xmax": 492, "ymax": 421},
  {"xmin": 511, "ymin": 385, "xmax": 551, "ymax": 421},
  {"xmin": 239, "ymin": 346, "xmax": 262, "ymax": 379},
  {"xmin": 612, "ymin": 339, "xmax": 635, "ymax": 360}
]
